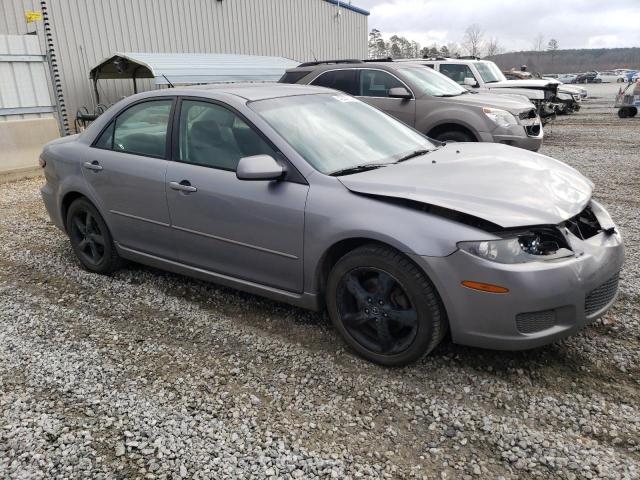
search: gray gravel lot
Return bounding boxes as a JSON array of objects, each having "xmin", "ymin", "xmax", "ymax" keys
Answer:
[{"xmin": 1, "ymin": 82, "xmax": 639, "ymax": 479}]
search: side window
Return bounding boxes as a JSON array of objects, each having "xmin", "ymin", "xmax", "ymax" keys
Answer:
[
  {"xmin": 439, "ymin": 64, "xmax": 476, "ymax": 85},
  {"xmin": 178, "ymin": 100, "xmax": 277, "ymax": 171},
  {"xmin": 423, "ymin": 64, "xmax": 434, "ymax": 69},
  {"xmin": 94, "ymin": 122, "xmax": 114, "ymax": 149},
  {"xmin": 310, "ymin": 70, "xmax": 358, "ymax": 95},
  {"xmin": 279, "ymin": 71, "xmax": 309, "ymax": 84},
  {"xmin": 359, "ymin": 70, "xmax": 404, "ymax": 97},
  {"xmin": 112, "ymin": 100, "xmax": 172, "ymax": 157}
]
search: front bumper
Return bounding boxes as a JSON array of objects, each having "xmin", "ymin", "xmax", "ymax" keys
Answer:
[
  {"xmin": 413, "ymin": 222, "xmax": 624, "ymax": 351},
  {"xmin": 479, "ymin": 121, "xmax": 543, "ymax": 152}
]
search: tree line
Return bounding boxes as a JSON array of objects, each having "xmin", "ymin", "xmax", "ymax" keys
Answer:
[
  {"xmin": 369, "ymin": 25, "xmax": 561, "ymax": 61},
  {"xmin": 368, "ymin": 29, "xmax": 462, "ymax": 60}
]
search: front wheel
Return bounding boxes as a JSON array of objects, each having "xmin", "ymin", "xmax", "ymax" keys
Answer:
[
  {"xmin": 432, "ymin": 130, "xmax": 475, "ymax": 143},
  {"xmin": 66, "ymin": 198, "xmax": 122, "ymax": 274},
  {"xmin": 326, "ymin": 244, "xmax": 447, "ymax": 366}
]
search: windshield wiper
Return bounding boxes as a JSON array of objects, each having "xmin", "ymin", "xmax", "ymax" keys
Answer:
[
  {"xmin": 329, "ymin": 163, "xmax": 388, "ymax": 176},
  {"xmin": 395, "ymin": 149, "xmax": 432, "ymax": 163}
]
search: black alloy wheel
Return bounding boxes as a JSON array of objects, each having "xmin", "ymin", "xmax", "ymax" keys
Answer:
[
  {"xmin": 69, "ymin": 209, "xmax": 105, "ymax": 266},
  {"xmin": 66, "ymin": 198, "xmax": 122, "ymax": 274},
  {"xmin": 337, "ymin": 268, "xmax": 418, "ymax": 355},
  {"xmin": 327, "ymin": 244, "xmax": 447, "ymax": 366}
]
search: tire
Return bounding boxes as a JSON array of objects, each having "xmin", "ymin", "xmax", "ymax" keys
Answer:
[
  {"xmin": 618, "ymin": 108, "xmax": 630, "ymax": 119},
  {"xmin": 66, "ymin": 198, "xmax": 122, "ymax": 274},
  {"xmin": 326, "ymin": 244, "xmax": 447, "ymax": 366},
  {"xmin": 629, "ymin": 107, "xmax": 638, "ymax": 118},
  {"xmin": 433, "ymin": 130, "xmax": 475, "ymax": 143}
]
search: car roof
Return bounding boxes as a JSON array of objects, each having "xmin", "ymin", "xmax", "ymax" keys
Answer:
[
  {"xmin": 182, "ymin": 82, "xmax": 333, "ymax": 101},
  {"xmin": 285, "ymin": 61, "xmax": 425, "ymax": 74}
]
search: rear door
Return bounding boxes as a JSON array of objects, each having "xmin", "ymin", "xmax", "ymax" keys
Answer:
[
  {"xmin": 165, "ymin": 98, "xmax": 308, "ymax": 292},
  {"xmin": 84, "ymin": 98, "xmax": 176, "ymax": 259}
]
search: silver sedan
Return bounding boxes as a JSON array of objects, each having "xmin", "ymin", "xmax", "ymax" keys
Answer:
[{"xmin": 39, "ymin": 84, "xmax": 624, "ymax": 366}]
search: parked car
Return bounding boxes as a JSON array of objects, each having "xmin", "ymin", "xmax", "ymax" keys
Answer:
[
  {"xmin": 39, "ymin": 84, "xmax": 624, "ymax": 366},
  {"xmin": 395, "ymin": 57, "xmax": 560, "ymax": 123},
  {"xmin": 279, "ymin": 60, "xmax": 543, "ymax": 150},
  {"xmin": 573, "ymin": 71, "xmax": 601, "ymax": 84},
  {"xmin": 557, "ymin": 73, "xmax": 578, "ymax": 84},
  {"xmin": 598, "ymin": 71, "xmax": 621, "ymax": 83}
]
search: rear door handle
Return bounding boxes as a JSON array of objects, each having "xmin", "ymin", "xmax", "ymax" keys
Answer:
[
  {"xmin": 169, "ymin": 180, "xmax": 197, "ymax": 193},
  {"xmin": 83, "ymin": 161, "xmax": 103, "ymax": 171}
]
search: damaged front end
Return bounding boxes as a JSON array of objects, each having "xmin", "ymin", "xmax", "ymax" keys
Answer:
[
  {"xmin": 458, "ymin": 201, "xmax": 617, "ymax": 265},
  {"xmin": 555, "ymin": 91, "xmax": 581, "ymax": 115}
]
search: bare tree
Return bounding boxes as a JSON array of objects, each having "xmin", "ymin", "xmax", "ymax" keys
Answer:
[
  {"xmin": 445, "ymin": 42, "xmax": 462, "ymax": 58},
  {"xmin": 462, "ymin": 24, "xmax": 484, "ymax": 57},
  {"xmin": 547, "ymin": 38, "xmax": 559, "ymax": 63},
  {"xmin": 485, "ymin": 37, "xmax": 502, "ymax": 57},
  {"xmin": 532, "ymin": 32, "xmax": 545, "ymax": 51}
]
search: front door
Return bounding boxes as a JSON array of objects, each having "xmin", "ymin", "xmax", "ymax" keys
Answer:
[
  {"xmin": 165, "ymin": 99, "xmax": 308, "ymax": 292},
  {"xmin": 437, "ymin": 63, "xmax": 479, "ymax": 90},
  {"xmin": 83, "ymin": 98, "xmax": 176, "ymax": 259},
  {"xmin": 356, "ymin": 69, "xmax": 416, "ymax": 126}
]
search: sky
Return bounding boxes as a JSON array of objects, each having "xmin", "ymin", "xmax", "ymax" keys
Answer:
[{"xmin": 352, "ymin": 0, "xmax": 640, "ymax": 52}]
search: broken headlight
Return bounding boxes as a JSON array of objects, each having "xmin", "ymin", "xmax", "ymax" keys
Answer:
[
  {"xmin": 458, "ymin": 230, "xmax": 574, "ymax": 264},
  {"xmin": 482, "ymin": 107, "xmax": 518, "ymax": 128}
]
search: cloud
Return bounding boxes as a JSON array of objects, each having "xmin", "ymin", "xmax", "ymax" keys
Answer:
[{"xmin": 354, "ymin": 0, "xmax": 640, "ymax": 51}]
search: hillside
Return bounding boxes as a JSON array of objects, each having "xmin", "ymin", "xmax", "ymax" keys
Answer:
[{"xmin": 487, "ymin": 47, "xmax": 640, "ymax": 74}]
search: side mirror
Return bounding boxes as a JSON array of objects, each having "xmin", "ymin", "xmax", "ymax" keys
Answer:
[
  {"xmin": 236, "ymin": 155, "xmax": 285, "ymax": 181},
  {"xmin": 388, "ymin": 87, "xmax": 412, "ymax": 99},
  {"xmin": 463, "ymin": 77, "xmax": 478, "ymax": 87}
]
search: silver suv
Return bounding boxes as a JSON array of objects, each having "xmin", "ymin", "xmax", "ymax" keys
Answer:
[
  {"xmin": 403, "ymin": 57, "xmax": 563, "ymax": 121},
  {"xmin": 280, "ymin": 60, "xmax": 543, "ymax": 151}
]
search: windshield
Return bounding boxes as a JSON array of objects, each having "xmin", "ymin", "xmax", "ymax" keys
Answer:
[
  {"xmin": 476, "ymin": 61, "xmax": 506, "ymax": 83},
  {"xmin": 397, "ymin": 66, "xmax": 467, "ymax": 97},
  {"xmin": 250, "ymin": 94, "xmax": 434, "ymax": 175}
]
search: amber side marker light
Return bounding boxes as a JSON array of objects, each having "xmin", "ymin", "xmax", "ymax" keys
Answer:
[{"xmin": 461, "ymin": 281, "xmax": 509, "ymax": 294}]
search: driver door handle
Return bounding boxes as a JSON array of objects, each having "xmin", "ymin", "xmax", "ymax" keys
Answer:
[
  {"xmin": 83, "ymin": 161, "xmax": 103, "ymax": 171},
  {"xmin": 169, "ymin": 180, "xmax": 197, "ymax": 193}
]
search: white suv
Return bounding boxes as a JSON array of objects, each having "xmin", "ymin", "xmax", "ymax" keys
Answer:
[{"xmin": 397, "ymin": 58, "xmax": 562, "ymax": 122}]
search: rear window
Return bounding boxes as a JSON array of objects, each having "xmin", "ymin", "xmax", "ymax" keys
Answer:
[
  {"xmin": 310, "ymin": 70, "xmax": 359, "ymax": 95},
  {"xmin": 279, "ymin": 71, "xmax": 310, "ymax": 84}
]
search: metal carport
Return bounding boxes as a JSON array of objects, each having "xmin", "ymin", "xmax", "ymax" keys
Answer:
[{"xmin": 89, "ymin": 52, "xmax": 299, "ymax": 103}]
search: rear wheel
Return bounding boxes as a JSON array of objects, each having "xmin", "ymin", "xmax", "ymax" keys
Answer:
[
  {"xmin": 629, "ymin": 107, "xmax": 638, "ymax": 118},
  {"xmin": 326, "ymin": 244, "xmax": 447, "ymax": 366},
  {"xmin": 66, "ymin": 198, "xmax": 122, "ymax": 274},
  {"xmin": 618, "ymin": 108, "xmax": 631, "ymax": 118},
  {"xmin": 432, "ymin": 130, "xmax": 475, "ymax": 143}
]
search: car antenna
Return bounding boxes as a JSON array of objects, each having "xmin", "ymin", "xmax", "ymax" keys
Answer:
[
  {"xmin": 162, "ymin": 74, "xmax": 175, "ymax": 88},
  {"xmin": 311, "ymin": 50, "xmax": 318, "ymax": 62}
]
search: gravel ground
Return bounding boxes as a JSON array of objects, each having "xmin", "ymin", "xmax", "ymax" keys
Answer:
[{"xmin": 1, "ymin": 82, "xmax": 639, "ymax": 479}]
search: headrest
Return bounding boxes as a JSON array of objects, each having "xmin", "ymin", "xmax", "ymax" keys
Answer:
[{"xmin": 190, "ymin": 120, "xmax": 223, "ymax": 144}]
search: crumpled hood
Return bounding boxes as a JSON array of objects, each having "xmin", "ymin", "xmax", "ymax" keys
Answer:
[
  {"xmin": 338, "ymin": 143, "xmax": 593, "ymax": 229},
  {"xmin": 489, "ymin": 79, "xmax": 555, "ymax": 90}
]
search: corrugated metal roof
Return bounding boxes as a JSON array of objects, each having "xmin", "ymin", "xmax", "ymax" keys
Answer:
[{"xmin": 90, "ymin": 53, "xmax": 300, "ymax": 85}]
